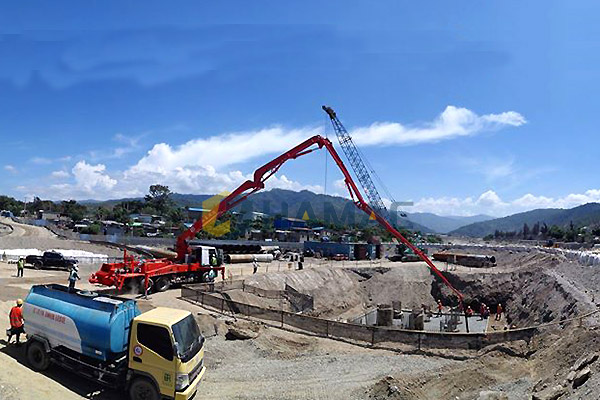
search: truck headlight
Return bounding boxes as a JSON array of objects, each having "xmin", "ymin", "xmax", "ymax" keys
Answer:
[{"xmin": 175, "ymin": 373, "xmax": 190, "ymax": 391}]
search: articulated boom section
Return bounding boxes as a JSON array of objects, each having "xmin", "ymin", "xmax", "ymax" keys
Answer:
[{"xmin": 175, "ymin": 129, "xmax": 464, "ymax": 302}]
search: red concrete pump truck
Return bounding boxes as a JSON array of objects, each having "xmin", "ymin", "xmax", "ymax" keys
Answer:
[{"xmin": 90, "ymin": 106, "xmax": 465, "ymax": 319}]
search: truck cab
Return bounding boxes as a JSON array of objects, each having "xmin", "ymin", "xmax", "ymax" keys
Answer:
[
  {"xmin": 187, "ymin": 245, "xmax": 222, "ymax": 267},
  {"xmin": 129, "ymin": 308, "xmax": 206, "ymax": 400}
]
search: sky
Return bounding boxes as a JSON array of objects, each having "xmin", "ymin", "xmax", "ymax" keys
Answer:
[{"xmin": 1, "ymin": 1, "xmax": 599, "ymax": 217}]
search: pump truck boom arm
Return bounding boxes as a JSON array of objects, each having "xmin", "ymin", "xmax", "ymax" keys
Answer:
[{"xmin": 175, "ymin": 135, "xmax": 463, "ymax": 302}]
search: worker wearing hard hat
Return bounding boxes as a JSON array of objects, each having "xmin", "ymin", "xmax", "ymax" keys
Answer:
[
  {"xmin": 8, "ymin": 299, "xmax": 25, "ymax": 345},
  {"xmin": 68, "ymin": 264, "xmax": 81, "ymax": 293}
]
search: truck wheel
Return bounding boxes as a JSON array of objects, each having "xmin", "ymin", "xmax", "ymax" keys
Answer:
[
  {"xmin": 129, "ymin": 377, "xmax": 160, "ymax": 400},
  {"xmin": 27, "ymin": 341, "xmax": 50, "ymax": 371},
  {"xmin": 34, "ymin": 261, "xmax": 42, "ymax": 270},
  {"xmin": 154, "ymin": 276, "xmax": 171, "ymax": 292}
]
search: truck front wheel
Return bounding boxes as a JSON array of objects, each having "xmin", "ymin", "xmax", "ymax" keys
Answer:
[
  {"xmin": 27, "ymin": 341, "xmax": 50, "ymax": 371},
  {"xmin": 154, "ymin": 276, "xmax": 171, "ymax": 292},
  {"xmin": 129, "ymin": 377, "xmax": 160, "ymax": 400},
  {"xmin": 33, "ymin": 261, "xmax": 42, "ymax": 270}
]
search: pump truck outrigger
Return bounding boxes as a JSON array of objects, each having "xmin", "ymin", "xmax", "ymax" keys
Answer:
[{"xmin": 22, "ymin": 284, "xmax": 205, "ymax": 400}]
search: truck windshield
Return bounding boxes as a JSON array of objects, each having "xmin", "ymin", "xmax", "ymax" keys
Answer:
[{"xmin": 172, "ymin": 314, "xmax": 203, "ymax": 362}]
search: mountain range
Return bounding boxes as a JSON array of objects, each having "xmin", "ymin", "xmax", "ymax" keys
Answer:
[
  {"xmin": 86, "ymin": 189, "xmax": 502, "ymax": 234},
  {"xmin": 450, "ymin": 202, "xmax": 600, "ymax": 237},
  {"xmin": 405, "ymin": 212, "xmax": 493, "ymax": 234}
]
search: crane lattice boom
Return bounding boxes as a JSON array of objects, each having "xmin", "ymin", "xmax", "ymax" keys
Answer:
[{"xmin": 322, "ymin": 105, "xmax": 390, "ymax": 221}]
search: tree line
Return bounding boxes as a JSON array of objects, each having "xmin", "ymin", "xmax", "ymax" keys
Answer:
[{"xmin": 484, "ymin": 221, "xmax": 600, "ymax": 243}]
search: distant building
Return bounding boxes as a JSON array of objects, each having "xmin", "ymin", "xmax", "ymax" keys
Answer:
[
  {"xmin": 38, "ymin": 210, "xmax": 61, "ymax": 221},
  {"xmin": 129, "ymin": 213, "xmax": 165, "ymax": 225},
  {"xmin": 304, "ymin": 241, "xmax": 379, "ymax": 260},
  {"xmin": 241, "ymin": 211, "xmax": 268, "ymax": 221},
  {"xmin": 274, "ymin": 217, "xmax": 307, "ymax": 230},
  {"xmin": 186, "ymin": 207, "xmax": 211, "ymax": 222},
  {"xmin": 100, "ymin": 220, "xmax": 126, "ymax": 236},
  {"xmin": 311, "ymin": 227, "xmax": 333, "ymax": 241}
]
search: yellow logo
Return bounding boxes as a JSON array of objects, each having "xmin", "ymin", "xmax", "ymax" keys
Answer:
[{"xmin": 201, "ymin": 191, "xmax": 231, "ymax": 237}]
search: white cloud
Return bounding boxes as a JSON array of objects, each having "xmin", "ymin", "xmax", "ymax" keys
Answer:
[
  {"xmin": 409, "ymin": 189, "xmax": 600, "ymax": 217},
  {"xmin": 51, "ymin": 170, "xmax": 70, "ymax": 179},
  {"xmin": 130, "ymin": 106, "xmax": 524, "ymax": 175},
  {"xmin": 4, "ymin": 165, "xmax": 17, "ymax": 174},
  {"xmin": 72, "ymin": 161, "xmax": 117, "ymax": 193},
  {"xmin": 351, "ymin": 106, "xmax": 526, "ymax": 147},
  {"xmin": 130, "ymin": 126, "xmax": 318, "ymax": 174},
  {"xmin": 17, "ymin": 106, "xmax": 526, "ymax": 201}
]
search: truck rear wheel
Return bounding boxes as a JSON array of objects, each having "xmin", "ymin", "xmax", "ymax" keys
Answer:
[
  {"xmin": 27, "ymin": 341, "xmax": 50, "ymax": 371},
  {"xmin": 154, "ymin": 276, "xmax": 171, "ymax": 292},
  {"xmin": 129, "ymin": 377, "xmax": 160, "ymax": 400}
]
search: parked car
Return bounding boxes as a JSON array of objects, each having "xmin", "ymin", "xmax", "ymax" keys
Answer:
[{"xmin": 25, "ymin": 251, "xmax": 78, "ymax": 270}]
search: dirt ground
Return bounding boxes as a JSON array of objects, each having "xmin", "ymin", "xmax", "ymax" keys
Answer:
[{"xmin": 1, "ymin": 217, "xmax": 599, "ymax": 400}]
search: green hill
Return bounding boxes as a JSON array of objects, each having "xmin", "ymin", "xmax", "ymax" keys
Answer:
[
  {"xmin": 450, "ymin": 203, "xmax": 600, "ymax": 237},
  {"xmin": 87, "ymin": 189, "xmax": 434, "ymax": 232}
]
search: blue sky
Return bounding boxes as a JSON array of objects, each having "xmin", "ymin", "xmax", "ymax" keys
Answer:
[{"xmin": 1, "ymin": 1, "xmax": 599, "ymax": 216}]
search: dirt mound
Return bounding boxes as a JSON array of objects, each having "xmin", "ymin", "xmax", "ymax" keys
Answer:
[
  {"xmin": 243, "ymin": 265, "xmax": 440, "ymax": 319},
  {"xmin": 367, "ymin": 352, "xmax": 531, "ymax": 400},
  {"xmin": 244, "ymin": 267, "xmax": 367, "ymax": 318},
  {"xmin": 529, "ymin": 327, "xmax": 600, "ymax": 399}
]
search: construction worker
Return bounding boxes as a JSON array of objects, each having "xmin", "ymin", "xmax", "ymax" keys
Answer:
[
  {"xmin": 482, "ymin": 304, "xmax": 490, "ymax": 319},
  {"xmin": 479, "ymin": 303, "xmax": 486, "ymax": 320},
  {"xmin": 8, "ymin": 299, "xmax": 24, "ymax": 345},
  {"xmin": 436, "ymin": 300, "xmax": 443, "ymax": 317},
  {"xmin": 252, "ymin": 257, "xmax": 259, "ymax": 274},
  {"xmin": 68, "ymin": 265, "xmax": 81, "ymax": 292},
  {"xmin": 210, "ymin": 253, "xmax": 218, "ymax": 267},
  {"xmin": 496, "ymin": 304, "xmax": 503, "ymax": 321},
  {"xmin": 466, "ymin": 306, "xmax": 474, "ymax": 318},
  {"xmin": 16, "ymin": 257, "xmax": 24, "ymax": 278}
]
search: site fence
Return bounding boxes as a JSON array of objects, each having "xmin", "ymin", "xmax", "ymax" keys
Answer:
[
  {"xmin": 1, "ymin": 253, "xmax": 122, "ymax": 265},
  {"xmin": 192, "ymin": 279, "xmax": 314, "ymax": 313},
  {"xmin": 181, "ymin": 284, "xmax": 539, "ymax": 351}
]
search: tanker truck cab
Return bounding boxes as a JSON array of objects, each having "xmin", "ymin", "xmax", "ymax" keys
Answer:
[
  {"xmin": 129, "ymin": 307, "xmax": 205, "ymax": 400},
  {"xmin": 22, "ymin": 285, "xmax": 205, "ymax": 400}
]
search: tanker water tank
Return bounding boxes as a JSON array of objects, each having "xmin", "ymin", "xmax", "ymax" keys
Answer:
[{"xmin": 23, "ymin": 284, "xmax": 140, "ymax": 361}]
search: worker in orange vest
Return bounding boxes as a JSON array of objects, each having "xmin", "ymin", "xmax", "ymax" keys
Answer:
[
  {"xmin": 8, "ymin": 299, "xmax": 24, "ymax": 345},
  {"xmin": 436, "ymin": 300, "xmax": 443, "ymax": 317},
  {"xmin": 496, "ymin": 303, "xmax": 503, "ymax": 321}
]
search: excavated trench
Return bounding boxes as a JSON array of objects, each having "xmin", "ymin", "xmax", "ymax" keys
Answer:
[
  {"xmin": 230, "ymin": 250, "xmax": 596, "ymax": 330},
  {"xmin": 431, "ymin": 266, "xmax": 594, "ymax": 328}
]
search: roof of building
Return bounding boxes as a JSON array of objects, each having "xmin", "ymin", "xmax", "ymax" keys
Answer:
[
  {"xmin": 276, "ymin": 216, "xmax": 305, "ymax": 222},
  {"xmin": 187, "ymin": 207, "xmax": 211, "ymax": 212}
]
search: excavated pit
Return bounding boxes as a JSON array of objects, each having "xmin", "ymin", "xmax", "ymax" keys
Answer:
[{"xmin": 228, "ymin": 248, "xmax": 598, "ymax": 332}]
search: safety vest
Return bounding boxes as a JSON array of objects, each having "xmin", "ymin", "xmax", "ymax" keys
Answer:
[{"xmin": 9, "ymin": 306, "xmax": 23, "ymax": 328}]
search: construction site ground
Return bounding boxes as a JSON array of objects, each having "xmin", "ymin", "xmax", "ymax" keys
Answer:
[{"xmin": 1, "ymin": 219, "xmax": 599, "ymax": 399}]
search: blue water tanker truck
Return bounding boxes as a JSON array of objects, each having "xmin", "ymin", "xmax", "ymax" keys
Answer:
[{"xmin": 22, "ymin": 284, "xmax": 206, "ymax": 400}]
